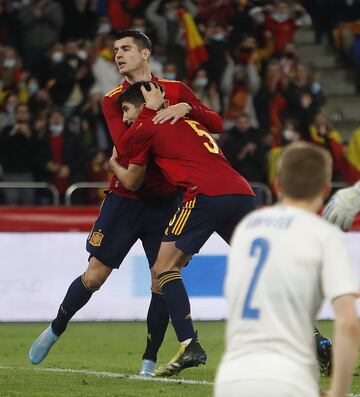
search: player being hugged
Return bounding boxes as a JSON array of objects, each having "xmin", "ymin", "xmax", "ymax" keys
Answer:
[{"xmin": 109, "ymin": 81, "xmax": 256, "ymax": 376}]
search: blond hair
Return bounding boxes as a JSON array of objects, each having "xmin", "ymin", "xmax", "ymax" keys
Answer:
[{"xmin": 278, "ymin": 142, "xmax": 332, "ymax": 199}]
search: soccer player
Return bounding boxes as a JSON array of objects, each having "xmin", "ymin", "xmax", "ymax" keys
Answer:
[
  {"xmin": 323, "ymin": 181, "xmax": 360, "ymax": 231},
  {"xmin": 28, "ymin": 30, "xmax": 224, "ymax": 377},
  {"xmin": 215, "ymin": 142, "xmax": 359, "ymax": 397},
  {"xmin": 109, "ymin": 81, "xmax": 257, "ymax": 376}
]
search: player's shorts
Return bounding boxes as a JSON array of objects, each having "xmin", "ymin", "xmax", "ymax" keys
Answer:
[
  {"xmin": 86, "ymin": 191, "xmax": 181, "ymax": 269},
  {"xmin": 162, "ymin": 193, "xmax": 256, "ymax": 254}
]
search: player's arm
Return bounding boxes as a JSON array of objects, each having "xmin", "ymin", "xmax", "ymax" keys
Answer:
[
  {"xmin": 323, "ymin": 181, "xmax": 360, "ymax": 231},
  {"xmin": 102, "ymin": 94, "xmax": 128, "ymax": 143},
  {"xmin": 322, "ymin": 230, "xmax": 359, "ymax": 397},
  {"xmin": 153, "ymin": 81, "xmax": 224, "ymax": 134},
  {"xmin": 109, "ymin": 147, "xmax": 147, "ymax": 192},
  {"xmin": 329, "ymin": 294, "xmax": 359, "ymax": 397}
]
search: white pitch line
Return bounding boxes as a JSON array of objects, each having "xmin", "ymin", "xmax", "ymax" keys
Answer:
[
  {"xmin": 0, "ymin": 366, "xmax": 213, "ymax": 386},
  {"xmin": 1, "ymin": 367, "xmax": 359, "ymax": 396}
]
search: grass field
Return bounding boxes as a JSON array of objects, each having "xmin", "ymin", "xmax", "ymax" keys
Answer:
[{"xmin": 0, "ymin": 321, "xmax": 359, "ymax": 397}]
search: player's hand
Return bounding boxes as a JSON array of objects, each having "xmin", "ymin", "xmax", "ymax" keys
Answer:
[
  {"xmin": 153, "ymin": 102, "xmax": 191, "ymax": 125},
  {"xmin": 320, "ymin": 391, "xmax": 330, "ymax": 397},
  {"xmin": 323, "ymin": 182, "xmax": 360, "ymax": 231},
  {"xmin": 141, "ymin": 83, "xmax": 164, "ymax": 111}
]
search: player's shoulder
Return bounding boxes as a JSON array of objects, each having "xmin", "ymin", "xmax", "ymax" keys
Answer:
[
  {"xmin": 104, "ymin": 83, "xmax": 125, "ymax": 100},
  {"xmin": 157, "ymin": 78, "xmax": 183, "ymax": 87}
]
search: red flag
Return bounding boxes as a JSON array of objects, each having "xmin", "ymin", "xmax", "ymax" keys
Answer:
[{"xmin": 179, "ymin": 10, "xmax": 208, "ymax": 78}]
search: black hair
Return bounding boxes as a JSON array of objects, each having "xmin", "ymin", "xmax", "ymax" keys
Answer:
[
  {"xmin": 117, "ymin": 81, "xmax": 161, "ymax": 108},
  {"xmin": 115, "ymin": 29, "xmax": 152, "ymax": 52}
]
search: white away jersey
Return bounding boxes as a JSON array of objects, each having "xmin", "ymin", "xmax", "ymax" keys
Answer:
[{"xmin": 217, "ymin": 204, "xmax": 357, "ymax": 391}]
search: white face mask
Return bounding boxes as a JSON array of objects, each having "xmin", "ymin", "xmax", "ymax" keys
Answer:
[
  {"xmin": 49, "ymin": 124, "xmax": 64, "ymax": 135},
  {"xmin": 3, "ymin": 58, "xmax": 16, "ymax": 69},
  {"xmin": 28, "ymin": 82, "xmax": 39, "ymax": 95},
  {"xmin": 195, "ymin": 77, "xmax": 208, "ymax": 88},
  {"xmin": 98, "ymin": 23, "xmax": 111, "ymax": 34},
  {"xmin": 272, "ymin": 12, "xmax": 289, "ymax": 23},
  {"xmin": 77, "ymin": 50, "xmax": 88, "ymax": 60},
  {"xmin": 163, "ymin": 72, "xmax": 176, "ymax": 80},
  {"xmin": 5, "ymin": 104, "xmax": 16, "ymax": 114},
  {"xmin": 283, "ymin": 129, "xmax": 295, "ymax": 141},
  {"xmin": 52, "ymin": 51, "xmax": 64, "ymax": 63}
]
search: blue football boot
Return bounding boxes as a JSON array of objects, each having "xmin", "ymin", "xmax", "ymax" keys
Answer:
[
  {"xmin": 29, "ymin": 325, "xmax": 59, "ymax": 365},
  {"xmin": 139, "ymin": 359, "xmax": 156, "ymax": 377}
]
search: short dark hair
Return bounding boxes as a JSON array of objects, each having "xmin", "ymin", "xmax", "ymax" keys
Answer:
[
  {"xmin": 118, "ymin": 81, "xmax": 161, "ymax": 108},
  {"xmin": 115, "ymin": 29, "xmax": 152, "ymax": 52},
  {"xmin": 278, "ymin": 142, "xmax": 332, "ymax": 200}
]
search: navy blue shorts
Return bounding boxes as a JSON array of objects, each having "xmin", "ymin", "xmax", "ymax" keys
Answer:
[
  {"xmin": 86, "ymin": 191, "xmax": 181, "ymax": 269},
  {"xmin": 162, "ymin": 194, "xmax": 256, "ymax": 254}
]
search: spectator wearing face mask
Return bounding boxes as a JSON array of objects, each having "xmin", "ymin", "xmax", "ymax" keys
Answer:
[
  {"xmin": 221, "ymin": 52, "xmax": 259, "ymax": 129},
  {"xmin": 191, "ymin": 68, "xmax": 221, "ymax": 114},
  {"xmin": 268, "ymin": 118, "xmax": 301, "ymax": 191},
  {"xmin": 221, "ymin": 112, "xmax": 267, "ymax": 184},
  {"xmin": 0, "ymin": 103, "xmax": 35, "ymax": 204},
  {"xmin": 47, "ymin": 39, "xmax": 94, "ymax": 116},
  {"xmin": 309, "ymin": 113, "xmax": 344, "ymax": 180},
  {"xmin": 205, "ymin": 24, "xmax": 229, "ymax": 87},
  {"xmin": 146, "ymin": 0, "xmax": 197, "ymax": 79},
  {"xmin": 162, "ymin": 62, "xmax": 178, "ymax": 81},
  {"xmin": 33, "ymin": 108, "xmax": 88, "ymax": 203},
  {"xmin": 145, "ymin": 0, "xmax": 197, "ymax": 48},
  {"xmin": 0, "ymin": 46, "xmax": 22, "ymax": 92},
  {"xmin": 236, "ymin": 32, "xmax": 274, "ymax": 71},
  {"xmin": 18, "ymin": 0, "xmax": 63, "ymax": 76},
  {"xmin": 263, "ymin": 2, "xmax": 296, "ymax": 57},
  {"xmin": 279, "ymin": 41, "xmax": 299, "ymax": 81},
  {"xmin": 254, "ymin": 60, "xmax": 288, "ymax": 145},
  {"xmin": 0, "ymin": 93, "xmax": 18, "ymax": 131},
  {"xmin": 284, "ymin": 63, "xmax": 326, "ymax": 137}
]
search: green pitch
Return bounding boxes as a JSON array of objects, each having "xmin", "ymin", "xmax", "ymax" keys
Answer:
[{"xmin": 0, "ymin": 321, "xmax": 359, "ymax": 397}]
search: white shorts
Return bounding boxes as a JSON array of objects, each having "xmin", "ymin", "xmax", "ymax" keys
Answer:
[{"xmin": 214, "ymin": 379, "xmax": 318, "ymax": 397}]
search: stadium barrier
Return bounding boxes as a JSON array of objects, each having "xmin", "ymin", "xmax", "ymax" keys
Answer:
[
  {"xmin": 0, "ymin": 182, "xmax": 60, "ymax": 205},
  {"xmin": 0, "ymin": 228, "xmax": 359, "ymax": 322},
  {"xmin": 64, "ymin": 182, "xmax": 273, "ymax": 206}
]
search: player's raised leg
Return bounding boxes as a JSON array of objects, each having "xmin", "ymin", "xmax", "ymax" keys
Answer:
[
  {"xmin": 153, "ymin": 241, "xmax": 207, "ymax": 377},
  {"xmin": 29, "ymin": 257, "xmax": 111, "ymax": 364}
]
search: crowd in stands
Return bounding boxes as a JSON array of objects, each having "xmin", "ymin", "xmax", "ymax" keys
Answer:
[{"xmin": 0, "ymin": 0, "xmax": 359, "ymax": 205}]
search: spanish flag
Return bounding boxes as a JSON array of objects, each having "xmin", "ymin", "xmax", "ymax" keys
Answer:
[{"xmin": 179, "ymin": 9, "xmax": 208, "ymax": 78}]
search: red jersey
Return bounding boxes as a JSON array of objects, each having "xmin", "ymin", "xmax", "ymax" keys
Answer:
[
  {"xmin": 120, "ymin": 107, "xmax": 254, "ymax": 201},
  {"xmin": 102, "ymin": 75, "xmax": 224, "ymax": 199}
]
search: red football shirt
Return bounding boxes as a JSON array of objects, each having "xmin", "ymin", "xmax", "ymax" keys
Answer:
[
  {"xmin": 102, "ymin": 75, "xmax": 224, "ymax": 199},
  {"xmin": 120, "ymin": 107, "xmax": 254, "ymax": 201}
]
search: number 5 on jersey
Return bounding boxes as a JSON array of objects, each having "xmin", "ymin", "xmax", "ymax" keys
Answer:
[
  {"xmin": 184, "ymin": 119, "xmax": 219, "ymax": 154},
  {"xmin": 242, "ymin": 238, "xmax": 270, "ymax": 319}
]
